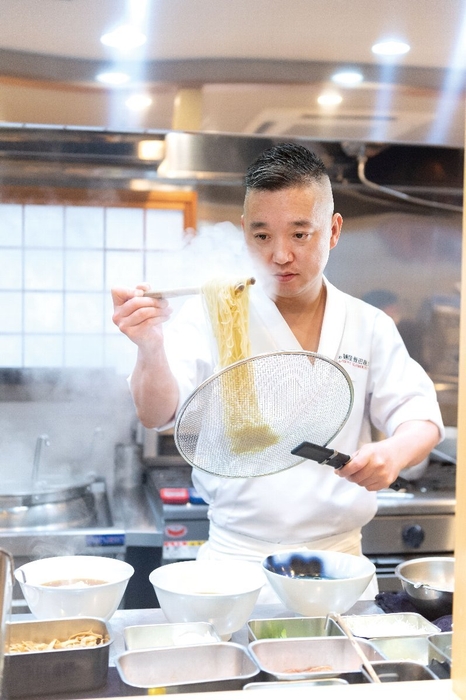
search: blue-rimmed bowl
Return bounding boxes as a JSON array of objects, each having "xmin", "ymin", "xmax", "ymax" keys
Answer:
[{"xmin": 261, "ymin": 549, "xmax": 375, "ymax": 616}]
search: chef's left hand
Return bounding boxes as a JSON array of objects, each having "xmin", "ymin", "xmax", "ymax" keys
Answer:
[
  {"xmin": 335, "ymin": 419, "xmax": 441, "ymax": 491},
  {"xmin": 336, "ymin": 441, "xmax": 401, "ymax": 491}
]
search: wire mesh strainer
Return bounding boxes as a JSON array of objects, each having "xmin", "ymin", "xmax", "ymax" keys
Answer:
[{"xmin": 174, "ymin": 351, "xmax": 354, "ymax": 478}]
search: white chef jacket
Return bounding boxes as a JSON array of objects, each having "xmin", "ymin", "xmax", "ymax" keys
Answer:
[{"xmin": 162, "ymin": 278, "xmax": 444, "ymax": 546}]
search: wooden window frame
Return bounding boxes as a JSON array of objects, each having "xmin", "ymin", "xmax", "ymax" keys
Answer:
[{"xmin": 0, "ymin": 186, "xmax": 197, "ymax": 232}]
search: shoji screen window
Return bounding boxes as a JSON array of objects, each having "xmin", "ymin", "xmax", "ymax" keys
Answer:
[{"xmin": 0, "ymin": 190, "xmax": 197, "ymax": 374}]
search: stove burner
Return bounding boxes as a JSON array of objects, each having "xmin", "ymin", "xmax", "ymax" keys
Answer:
[{"xmin": 411, "ymin": 461, "xmax": 456, "ymax": 493}]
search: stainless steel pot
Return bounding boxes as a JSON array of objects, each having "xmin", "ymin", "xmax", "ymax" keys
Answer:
[
  {"xmin": 395, "ymin": 557, "xmax": 454, "ymax": 620},
  {"xmin": 0, "ymin": 477, "xmax": 97, "ymax": 530}
]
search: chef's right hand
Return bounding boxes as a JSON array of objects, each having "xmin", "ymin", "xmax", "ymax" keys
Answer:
[{"xmin": 111, "ymin": 284, "xmax": 172, "ymax": 347}]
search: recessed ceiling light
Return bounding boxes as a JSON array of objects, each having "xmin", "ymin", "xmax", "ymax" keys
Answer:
[
  {"xmin": 331, "ymin": 70, "xmax": 364, "ymax": 86},
  {"xmin": 96, "ymin": 71, "xmax": 131, "ymax": 86},
  {"xmin": 100, "ymin": 24, "xmax": 147, "ymax": 50},
  {"xmin": 125, "ymin": 94, "xmax": 153, "ymax": 111},
  {"xmin": 317, "ymin": 91, "xmax": 343, "ymax": 106},
  {"xmin": 371, "ymin": 40, "xmax": 410, "ymax": 56}
]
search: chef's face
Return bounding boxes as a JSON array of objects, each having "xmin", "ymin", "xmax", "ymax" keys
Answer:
[{"xmin": 241, "ymin": 183, "xmax": 342, "ymax": 300}]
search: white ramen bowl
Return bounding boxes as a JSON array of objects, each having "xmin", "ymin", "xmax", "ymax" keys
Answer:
[
  {"xmin": 262, "ymin": 549, "xmax": 375, "ymax": 616},
  {"xmin": 149, "ymin": 560, "xmax": 265, "ymax": 639},
  {"xmin": 15, "ymin": 555, "xmax": 134, "ymax": 620}
]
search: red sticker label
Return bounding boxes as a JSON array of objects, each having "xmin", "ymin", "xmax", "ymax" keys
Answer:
[{"xmin": 165, "ymin": 524, "xmax": 188, "ymax": 538}]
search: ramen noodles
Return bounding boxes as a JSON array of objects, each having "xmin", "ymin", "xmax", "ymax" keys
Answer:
[
  {"xmin": 202, "ymin": 278, "xmax": 279, "ymax": 455},
  {"xmin": 8, "ymin": 629, "xmax": 109, "ymax": 653}
]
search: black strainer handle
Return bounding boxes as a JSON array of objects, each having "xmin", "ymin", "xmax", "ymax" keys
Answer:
[
  {"xmin": 291, "ymin": 442, "xmax": 410, "ymax": 491},
  {"xmin": 291, "ymin": 441, "xmax": 351, "ymax": 469}
]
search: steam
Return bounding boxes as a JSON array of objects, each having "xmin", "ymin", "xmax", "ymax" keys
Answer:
[
  {"xmin": 0, "ymin": 223, "xmax": 256, "ymax": 495},
  {"xmin": 0, "ymin": 369, "xmax": 134, "ymax": 491},
  {"xmin": 30, "ymin": 536, "xmax": 91, "ymax": 559},
  {"xmin": 165, "ymin": 221, "xmax": 256, "ymax": 290}
]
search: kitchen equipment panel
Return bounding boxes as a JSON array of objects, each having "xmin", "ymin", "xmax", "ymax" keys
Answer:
[{"xmin": 144, "ymin": 466, "xmax": 209, "ymax": 564}]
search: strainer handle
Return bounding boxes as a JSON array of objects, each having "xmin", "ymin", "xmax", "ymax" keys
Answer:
[
  {"xmin": 291, "ymin": 442, "xmax": 350, "ymax": 469},
  {"xmin": 291, "ymin": 441, "xmax": 411, "ymax": 491}
]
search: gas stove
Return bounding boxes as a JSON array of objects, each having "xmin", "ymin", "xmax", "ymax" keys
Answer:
[
  {"xmin": 375, "ymin": 461, "xmax": 456, "ymax": 516},
  {"xmin": 362, "ymin": 459, "xmax": 456, "ymax": 590}
]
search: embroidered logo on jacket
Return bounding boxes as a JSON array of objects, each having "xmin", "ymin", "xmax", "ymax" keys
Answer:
[{"xmin": 338, "ymin": 353, "xmax": 369, "ymax": 369}]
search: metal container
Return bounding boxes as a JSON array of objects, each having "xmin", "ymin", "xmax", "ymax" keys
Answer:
[
  {"xmin": 248, "ymin": 637, "xmax": 385, "ymax": 681},
  {"xmin": 360, "ymin": 660, "xmax": 438, "ymax": 683},
  {"xmin": 341, "ymin": 612, "xmax": 440, "ymax": 638},
  {"xmin": 371, "ymin": 633, "xmax": 451, "ymax": 678},
  {"xmin": 247, "ymin": 616, "xmax": 344, "ymax": 642},
  {"xmin": 115, "ymin": 642, "xmax": 260, "ymax": 693},
  {"xmin": 395, "ymin": 557, "xmax": 454, "ymax": 620},
  {"xmin": 3, "ymin": 617, "xmax": 111, "ymax": 698},
  {"xmin": 428, "ymin": 631, "xmax": 452, "ymax": 662},
  {"xmin": 244, "ymin": 678, "xmax": 349, "ymax": 690},
  {"xmin": 0, "ymin": 476, "xmax": 97, "ymax": 530},
  {"xmin": 124, "ymin": 621, "xmax": 220, "ymax": 650},
  {"xmin": 114, "ymin": 443, "xmax": 144, "ymax": 489},
  {"xmin": 427, "ymin": 631, "xmax": 453, "ymax": 677},
  {"xmin": 370, "ymin": 634, "xmax": 449, "ymax": 666},
  {"xmin": 0, "ymin": 549, "xmax": 14, "ymax": 696}
]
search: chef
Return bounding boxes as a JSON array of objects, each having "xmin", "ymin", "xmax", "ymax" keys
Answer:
[{"xmin": 111, "ymin": 142, "xmax": 444, "ymax": 600}]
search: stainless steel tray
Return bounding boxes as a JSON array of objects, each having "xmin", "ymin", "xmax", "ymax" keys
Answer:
[
  {"xmin": 124, "ymin": 621, "xmax": 220, "ymax": 650},
  {"xmin": 247, "ymin": 616, "xmax": 344, "ymax": 641},
  {"xmin": 427, "ymin": 631, "xmax": 453, "ymax": 677},
  {"xmin": 248, "ymin": 636, "xmax": 385, "ymax": 681},
  {"xmin": 428, "ymin": 631, "xmax": 453, "ymax": 662},
  {"xmin": 115, "ymin": 642, "xmax": 260, "ymax": 693},
  {"xmin": 361, "ymin": 660, "xmax": 438, "ymax": 683},
  {"xmin": 244, "ymin": 678, "xmax": 349, "ymax": 690},
  {"xmin": 3, "ymin": 617, "xmax": 111, "ymax": 698},
  {"xmin": 370, "ymin": 634, "xmax": 446, "ymax": 665},
  {"xmin": 340, "ymin": 613, "xmax": 440, "ymax": 639}
]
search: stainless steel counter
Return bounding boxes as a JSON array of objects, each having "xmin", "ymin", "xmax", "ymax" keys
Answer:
[{"xmin": 0, "ymin": 482, "xmax": 162, "ymax": 560}]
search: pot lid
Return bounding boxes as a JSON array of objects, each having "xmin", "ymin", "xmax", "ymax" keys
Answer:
[{"xmin": 0, "ymin": 473, "xmax": 96, "ymax": 508}]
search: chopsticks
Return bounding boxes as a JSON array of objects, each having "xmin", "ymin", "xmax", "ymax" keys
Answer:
[
  {"xmin": 143, "ymin": 277, "xmax": 256, "ymax": 299},
  {"xmin": 326, "ymin": 613, "xmax": 381, "ymax": 684}
]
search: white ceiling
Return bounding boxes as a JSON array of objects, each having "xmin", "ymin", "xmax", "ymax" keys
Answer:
[
  {"xmin": 0, "ymin": 0, "xmax": 461, "ymax": 66},
  {"xmin": 0, "ymin": 0, "xmax": 465, "ymax": 145}
]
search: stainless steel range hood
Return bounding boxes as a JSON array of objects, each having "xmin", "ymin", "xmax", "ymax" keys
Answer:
[{"xmin": 0, "ymin": 125, "xmax": 462, "ymax": 211}]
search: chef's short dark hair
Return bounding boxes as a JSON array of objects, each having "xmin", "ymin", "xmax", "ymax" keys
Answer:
[{"xmin": 244, "ymin": 142, "xmax": 329, "ymax": 191}]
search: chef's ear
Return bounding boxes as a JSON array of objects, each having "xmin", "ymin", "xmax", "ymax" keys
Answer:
[
  {"xmin": 330, "ymin": 213, "xmax": 343, "ymax": 249},
  {"xmin": 240, "ymin": 214, "xmax": 245, "ymax": 232}
]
